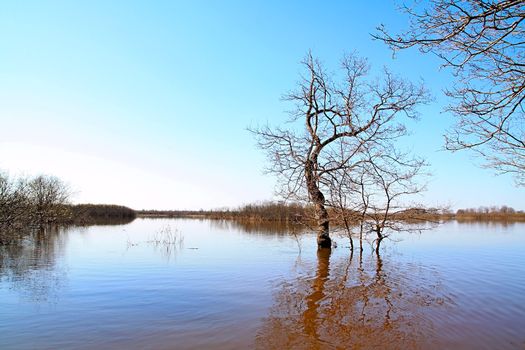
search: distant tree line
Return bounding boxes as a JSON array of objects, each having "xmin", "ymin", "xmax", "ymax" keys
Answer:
[
  {"xmin": 232, "ymin": 202, "xmax": 309, "ymax": 222},
  {"xmin": 138, "ymin": 201, "xmax": 525, "ymax": 226},
  {"xmin": 456, "ymin": 205, "xmax": 525, "ymax": 221},
  {"xmin": 137, "ymin": 202, "xmax": 311, "ymax": 222},
  {"xmin": 138, "ymin": 201, "xmax": 452, "ymax": 222}
]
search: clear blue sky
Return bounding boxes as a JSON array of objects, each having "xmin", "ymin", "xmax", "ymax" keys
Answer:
[{"xmin": 0, "ymin": 0, "xmax": 522, "ymax": 210}]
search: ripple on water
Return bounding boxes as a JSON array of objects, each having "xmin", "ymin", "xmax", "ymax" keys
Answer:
[{"xmin": 0, "ymin": 219, "xmax": 524, "ymax": 349}]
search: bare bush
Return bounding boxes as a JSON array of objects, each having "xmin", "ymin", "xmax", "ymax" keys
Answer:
[
  {"xmin": 27, "ymin": 175, "xmax": 70, "ymax": 227},
  {"xmin": 0, "ymin": 172, "xmax": 71, "ymax": 245}
]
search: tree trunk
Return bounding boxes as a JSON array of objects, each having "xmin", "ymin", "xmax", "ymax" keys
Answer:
[
  {"xmin": 305, "ymin": 160, "xmax": 331, "ymax": 249},
  {"xmin": 375, "ymin": 225, "xmax": 383, "ymax": 255}
]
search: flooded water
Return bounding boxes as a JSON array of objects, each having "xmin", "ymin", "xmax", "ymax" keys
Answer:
[{"xmin": 1, "ymin": 219, "xmax": 524, "ymax": 349}]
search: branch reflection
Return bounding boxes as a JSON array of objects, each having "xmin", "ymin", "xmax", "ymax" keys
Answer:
[
  {"xmin": 256, "ymin": 250, "xmax": 452, "ymax": 349},
  {"xmin": 0, "ymin": 226, "xmax": 67, "ymax": 302}
]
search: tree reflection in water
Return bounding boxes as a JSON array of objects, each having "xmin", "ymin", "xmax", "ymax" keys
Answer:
[
  {"xmin": 208, "ymin": 219, "xmax": 306, "ymax": 236},
  {"xmin": 256, "ymin": 249, "xmax": 452, "ymax": 350},
  {"xmin": 0, "ymin": 226, "xmax": 68, "ymax": 302}
]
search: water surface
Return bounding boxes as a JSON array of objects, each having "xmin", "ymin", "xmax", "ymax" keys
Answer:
[{"xmin": 1, "ymin": 219, "xmax": 524, "ymax": 349}]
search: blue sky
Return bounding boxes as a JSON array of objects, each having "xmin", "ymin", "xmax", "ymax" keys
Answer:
[{"xmin": 0, "ymin": 0, "xmax": 522, "ymax": 210}]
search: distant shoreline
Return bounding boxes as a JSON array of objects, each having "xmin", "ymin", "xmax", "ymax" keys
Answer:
[{"xmin": 135, "ymin": 206, "xmax": 525, "ymax": 223}]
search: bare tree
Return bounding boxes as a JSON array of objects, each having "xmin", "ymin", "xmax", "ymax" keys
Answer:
[
  {"xmin": 326, "ymin": 139, "xmax": 428, "ymax": 254},
  {"xmin": 326, "ymin": 151, "xmax": 371, "ymax": 252},
  {"xmin": 251, "ymin": 52, "xmax": 428, "ymax": 249},
  {"xmin": 326, "ymin": 167, "xmax": 360, "ymax": 251},
  {"xmin": 1, "ymin": 173, "xmax": 71, "ymax": 245},
  {"xmin": 0, "ymin": 173, "xmax": 29, "ymax": 230},
  {"xmin": 359, "ymin": 148, "xmax": 428, "ymax": 254},
  {"xmin": 0, "ymin": 173, "xmax": 31, "ymax": 244},
  {"xmin": 375, "ymin": 0, "xmax": 525, "ymax": 185},
  {"xmin": 27, "ymin": 175, "xmax": 70, "ymax": 228}
]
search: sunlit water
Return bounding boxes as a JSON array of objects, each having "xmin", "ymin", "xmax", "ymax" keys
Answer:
[{"xmin": 1, "ymin": 219, "xmax": 524, "ymax": 349}]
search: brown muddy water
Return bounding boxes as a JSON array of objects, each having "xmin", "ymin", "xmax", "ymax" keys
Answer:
[{"xmin": 1, "ymin": 219, "xmax": 524, "ymax": 349}]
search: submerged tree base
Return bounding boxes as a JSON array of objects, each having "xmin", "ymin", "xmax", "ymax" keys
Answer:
[{"xmin": 317, "ymin": 234, "xmax": 332, "ymax": 249}]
